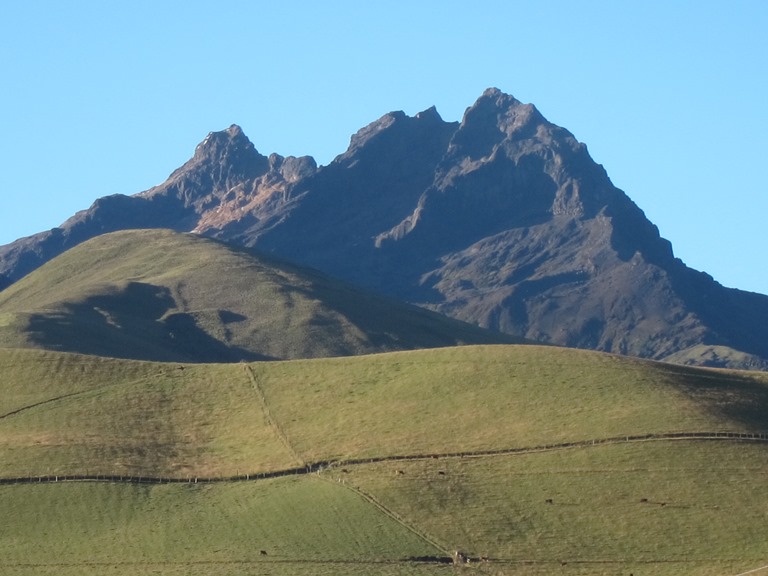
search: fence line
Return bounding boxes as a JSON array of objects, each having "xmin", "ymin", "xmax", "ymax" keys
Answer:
[
  {"xmin": 2, "ymin": 431, "xmax": 767, "ymax": 486},
  {"xmin": 733, "ymin": 563, "xmax": 768, "ymax": 576}
]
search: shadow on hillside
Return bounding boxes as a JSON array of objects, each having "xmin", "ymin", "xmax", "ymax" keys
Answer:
[
  {"xmin": 291, "ymin": 278, "xmax": 521, "ymax": 351},
  {"xmin": 26, "ymin": 282, "xmax": 271, "ymax": 363},
  {"xmin": 664, "ymin": 363, "xmax": 768, "ymax": 431}
]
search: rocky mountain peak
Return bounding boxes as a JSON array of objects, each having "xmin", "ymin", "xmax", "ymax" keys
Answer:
[
  {"xmin": 446, "ymin": 89, "xmax": 546, "ymax": 161},
  {"xmin": 340, "ymin": 105, "xmax": 457, "ymax": 164},
  {"xmin": 189, "ymin": 124, "xmax": 265, "ymax": 169},
  {"xmin": 149, "ymin": 125, "xmax": 271, "ymax": 206},
  {"xmin": 195, "ymin": 124, "xmax": 249, "ymax": 153},
  {"xmin": 268, "ymin": 153, "xmax": 318, "ymax": 183},
  {"xmin": 2, "ymin": 89, "xmax": 767, "ymax": 370},
  {"xmin": 415, "ymin": 105, "xmax": 443, "ymax": 122},
  {"xmin": 345, "ymin": 111, "xmax": 408, "ymax": 154},
  {"xmin": 478, "ymin": 86, "xmax": 522, "ymax": 107}
]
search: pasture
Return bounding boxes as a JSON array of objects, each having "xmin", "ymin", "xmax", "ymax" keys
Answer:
[{"xmin": 2, "ymin": 344, "xmax": 768, "ymax": 574}]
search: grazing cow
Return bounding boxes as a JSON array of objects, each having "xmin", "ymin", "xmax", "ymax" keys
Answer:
[
  {"xmin": 395, "ymin": 470, "xmax": 405, "ymax": 476},
  {"xmin": 260, "ymin": 550, "xmax": 268, "ymax": 556}
]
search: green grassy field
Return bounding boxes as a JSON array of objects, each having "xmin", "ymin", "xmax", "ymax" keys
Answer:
[
  {"xmin": 254, "ymin": 345, "xmax": 768, "ymax": 461},
  {"xmin": 2, "ymin": 344, "xmax": 768, "ymax": 574},
  {"xmin": 0, "ymin": 478, "xmax": 441, "ymax": 575},
  {"xmin": 336, "ymin": 441, "xmax": 768, "ymax": 575},
  {"xmin": 0, "ymin": 349, "xmax": 295, "ymax": 477},
  {"xmin": 0, "ymin": 229, "xmax": 519, "ymax": 362}
]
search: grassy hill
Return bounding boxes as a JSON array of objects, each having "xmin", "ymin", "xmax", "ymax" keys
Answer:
[
  {"xmin": 2, "ymin": 344, "xmax": 768, "ymax": 574},
  {"xmin": 0, "ymin": 229, "xmax": 520, "ymax": 362}
]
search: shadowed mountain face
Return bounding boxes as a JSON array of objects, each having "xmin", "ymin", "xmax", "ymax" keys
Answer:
[
  {"xmin": 1, "ymin": 89, "xmax": 767, "ymax": 369},
  {"xmin": 0, "ymin": 229, "xmax": 520, "ymax": 362}
]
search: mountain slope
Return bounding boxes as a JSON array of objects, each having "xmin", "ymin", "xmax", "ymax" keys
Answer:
[
  {"xmin": 249, "ymin": 89, "xmax": 768, "ymax": 368},
  {"xmin": 0, "ymin": 229, "xmax": 519, "ymax": 362},
  {"xmin": 1, "ymin": 89, "xmax": 767, "ymax": 369}
]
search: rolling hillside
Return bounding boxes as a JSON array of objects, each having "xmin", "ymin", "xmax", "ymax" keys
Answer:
[
  {"xmin": 2, "ymin": 344, "xmax": 768, "ymax": 575},
  {"xmin": 0, "ymin": 229, "xmax": 519, "ymax": 362}
]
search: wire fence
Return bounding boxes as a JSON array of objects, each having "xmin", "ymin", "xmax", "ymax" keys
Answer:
[{"xmin": 2, "ymin": 430, "xmax": 767, "ymax": 486}]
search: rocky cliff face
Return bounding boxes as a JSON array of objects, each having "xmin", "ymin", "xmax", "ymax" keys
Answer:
[
  {"xmin": 2, "ymin": 89, "xmax": 767, "ymax": 369},
  {"xmin": 0, "ymin": 125, "xmax": 316, "ymax": 283}
]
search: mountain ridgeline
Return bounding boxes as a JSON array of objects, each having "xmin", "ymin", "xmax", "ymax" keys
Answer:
[{"xmin": 1, "ymin": 88, "xmax": 767, "ymax": 369}]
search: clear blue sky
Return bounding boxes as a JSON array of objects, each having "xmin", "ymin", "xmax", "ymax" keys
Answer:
[{"xmin": 1, "ymin": 1, "xmax": 766, "ymax": 294}]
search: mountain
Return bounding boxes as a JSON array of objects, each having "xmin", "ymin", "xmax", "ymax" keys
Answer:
[
  {"xmin": 0, "ymin": 125, "xmax": 316, "ymax": 285},
  {"xmin": 2, "ymin": 88, "xmax": 767, "ymax": 369},
  {"xmin": 0, "ymin": 229, "xmax": 520, "ymax": 362}
]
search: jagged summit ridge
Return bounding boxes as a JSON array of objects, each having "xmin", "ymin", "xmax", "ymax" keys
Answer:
[
  {"xmin": 1, "ymin": 88, "xmax": 767, "ymax": 370},
  {"xmin": 195, "ymin": 124, "xmax": 251, "ymax": 154},
  {"xmin": 374, "ymin": 88, "xmax": 620, "ymax": 251},
  {"xmin": 341, "ymin": 104, "xmax": 452, "ymax": 161},
  {"xmin": 415, "ymin": 105, "xmax": 442, "ymax": 121},
  {"xmin": 154, "ymin": 123, "xmax": 270, "ymax": 200}
]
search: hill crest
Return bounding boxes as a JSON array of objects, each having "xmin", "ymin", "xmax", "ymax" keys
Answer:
[{"xmin": 0, "ymin": 229, "xmax": 520, "ymax": 362}]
